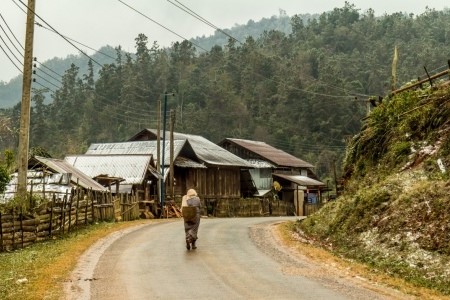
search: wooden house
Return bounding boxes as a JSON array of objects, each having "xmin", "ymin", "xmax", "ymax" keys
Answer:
[
  {"xmin": 218, "ymin": 138, "xmax": 326, "ymax": 216},
  {"xmin": 128, "ymin": 129, "xmax": 252, "ymax": 207}
]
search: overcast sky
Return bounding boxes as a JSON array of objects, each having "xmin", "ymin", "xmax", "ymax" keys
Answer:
[{"xmin": 0, "ymin": 0, "xmax": 448, "ymax": 83}]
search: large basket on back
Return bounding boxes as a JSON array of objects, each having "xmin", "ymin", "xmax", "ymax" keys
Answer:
[{"xmin": 182, "ymin": 206, "xmax": 197, "ymax": 222}]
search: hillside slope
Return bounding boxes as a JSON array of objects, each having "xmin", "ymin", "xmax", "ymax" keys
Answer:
[{"xmin": 295, "ymin": 81, "xmax": 450, "ymax": 295}]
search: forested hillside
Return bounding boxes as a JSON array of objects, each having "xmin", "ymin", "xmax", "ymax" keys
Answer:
[{"xmin": 0, "ymin": 3, "xmax": 449, "ymax": 183}]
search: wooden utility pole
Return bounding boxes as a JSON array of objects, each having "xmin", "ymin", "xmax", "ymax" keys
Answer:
[
  {"xmin": 156, "ymin": 98, "xmax": 161, "ymax": 211},
  {"xmin": 169, "ymin": 109, "xmax": 175, "ymax": 199},
  {"xmin": 17, "ymin": 0, "xmax": 36, "ymax": 197}
]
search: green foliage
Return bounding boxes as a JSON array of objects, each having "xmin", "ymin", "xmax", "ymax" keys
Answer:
[
  {"xmin": 0, "ymin": 194, "xmax": 46, "ymax": 214},
  {"xmin": 0, "ymin": 150, "xmax": 14, "ymax": 194},
  {"xmin": 0, "ymin": 166, "xmax": 8, "ymax": 194}
]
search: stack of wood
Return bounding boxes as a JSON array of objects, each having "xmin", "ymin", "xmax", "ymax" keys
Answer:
[{"xmin": 164, "ymin": 202, "xmax": 182, "ymax": 218}]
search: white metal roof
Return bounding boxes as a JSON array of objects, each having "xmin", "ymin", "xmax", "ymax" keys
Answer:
[
  {"xmin": 273, "ymin": 174, "xmax": 325, "ymax": 187},
  {"xmin": 86, "ymin": 140, "xmax": 184, "ymax": 166},
  {"xmin": 65, "ymin": 154, "xmax": 153, "ymax": 185},
  {"xmin": 31, "ymin": 156, "xmax": 107, "ymax": 191}
]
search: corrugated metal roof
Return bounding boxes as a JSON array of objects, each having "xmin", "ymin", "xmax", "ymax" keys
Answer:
[
  {"xmin": 144, "ymin": 130, "xmax": 253, "ymax": 167},
  {"xmin": 273, "ymin": 174, "xmax": 325, "ymax": 187},
  {"xmin": 86, "ymin": 140, "xmax": 184, "ymax": 166},
  {"xmin": 32, "ymin": 156, "xmax": 107, "ymax": 191},
  {"xmin": 174, "ymin": 156, "xmax": 207, "ymax": 168},
  {"xmin": 223, "ymin": 138, "xmax": 314, "ymax": 168},
  {"xmin": 90, "ymin": 130, "xmax": 252, "ymax": 168},
  {"xmin": 65, "ymin": 154, "xmax": 153, "ymax": 185}
]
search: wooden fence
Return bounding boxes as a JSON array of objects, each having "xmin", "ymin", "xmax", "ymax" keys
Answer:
[
  {"xmin": 0, "ymin": 188, "xmax": 140, "ymax": 252},
  {"xmin": 304, "ymin": 203, "xmax": 324, "ymax": 216},
  {"xmin": 213, "ymin": 198, "xmax": 292, "ymax": 217}
]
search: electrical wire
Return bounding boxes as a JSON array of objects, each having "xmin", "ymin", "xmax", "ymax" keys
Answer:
[
  {"xmin": 0, "ymin": 41, "xmax": 22, "ymax": 73},
  {"xmin": 117, "ymin": 0, "xmax": 209, "ymax": 52},
  {"xmin": 16, "ymin": 0, "xmax": 104, "ymax": 68},
  {"xmin": 0, "ymin": 32, "xmax": 23, "ymax": 65},
  {"xmin": 166, "ymin": 0, "xmax": 364, "ymax": 100},
  {"xmin": 167, "ymin": 0, "xmax": 242, "ymax": 46},
  {"xmin": 35, "ymin": 22, "xmax": 117, "ymax": 61}
]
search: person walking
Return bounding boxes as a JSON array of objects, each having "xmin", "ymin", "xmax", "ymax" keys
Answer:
[{"xmin": 182, "ymin": 189, "xmax": 202, "ymax": 250}]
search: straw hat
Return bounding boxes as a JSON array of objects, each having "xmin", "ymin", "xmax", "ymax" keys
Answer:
[{"xmin": 187, "ymin": 189, "xmax": 197, "ymax": 198}]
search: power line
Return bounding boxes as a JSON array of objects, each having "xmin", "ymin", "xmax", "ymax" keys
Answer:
[
  {"xmin": 36, "ymin": 60, "xmax": 63, "ymax": 78},
  {"xmin": 0, "ymin": 32, "xmax": 23, "ymax": 65},
  {"xmin": 0, "ymin": 14, "xmax": 24, "ymax": 56},
  {"xmin": 167, "ymin": 0, "xmax": 242, "ymax": 46},
  {"xmin": 16, "ymin": 0, "xmax": 104, "ymax": 68},
  {"xmin": 0, "ymin": 40, "xmax": 22, "ymax": 73},
  {"xmin": 167, "ymin": 0, "xmax": 367, "ymax": 100},
  {"xmin": 34, "ymin": 73, "xmax": 60, "ymax": 90},
  {"xmin": 117, "ymin": 0, "xmax": 209, "ymax": 52},
  {"xmin": 35, "ymin": 22, "xmax": 117, "ymax": 61}
]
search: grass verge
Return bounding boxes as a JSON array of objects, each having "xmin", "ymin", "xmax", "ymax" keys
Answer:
[
  {"xmin": 277, "ymin": 221, "xmax": 450, "ymax": 300},
  {"xmin": 0, "ymin": 220, "xmax": 154, "ymax": 300}
]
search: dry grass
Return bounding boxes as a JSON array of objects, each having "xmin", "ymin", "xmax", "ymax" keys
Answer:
[{"xmin": 276, "ymin": 221, "xmax": 450, "ymax": 300}]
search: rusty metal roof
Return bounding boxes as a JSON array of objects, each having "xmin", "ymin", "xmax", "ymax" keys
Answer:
[
  {"xmin": 222, "ymin": 138, "xmax": 314, "ymax": 168},
  {"xmin": 65, "ymin": 154, "xmax": 153, "ymax": 185},
  {"xmin": 31, "ymin": 156, "xmax": 107, "ymax": 191}
]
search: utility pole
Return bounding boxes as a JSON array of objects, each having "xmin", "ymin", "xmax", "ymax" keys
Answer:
[
  {"xmin": 17, "ymin": 0, "xmax": 36, "ymax": 197},
  {"xmin": 156, "ymin": 98, "xmax": 161, "ymax": 215},
  {"xmin": 169, "ymin": 109, "xmax": 175, "ymax": 199},
  {"xmin": 161, "ymin": 93, "xmax": 168, "ymax": 217}
]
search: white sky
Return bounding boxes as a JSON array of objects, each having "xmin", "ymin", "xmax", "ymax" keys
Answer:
[{"xmin": 0, "ymin": 0, "xmax": 448, "ymax": 83}]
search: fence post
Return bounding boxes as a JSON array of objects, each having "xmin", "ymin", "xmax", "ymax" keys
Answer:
[
  {"xmin": 91, "ymin": 190, "xmax": 95, "ymax": 223},
  {"xmin": 0, "ymin": 212, "xmax": 3, "ymax": 252},
  {"xmin": 75, "ymin": 189, "xmax": 80, "ymax": 226},
  {"xmin": 49, "ymin": 195, "xmax": 54, "ymax": 237},
  {"xmin": 68, "ymin": 189, "xmax": 73, "ymax": 232},
  {"xmin": 61, "ymin": 194, "xmax": 66, "ymax": 235},
  {"xmin": 12, "ymin": 210, "xmax": 15, "ymax": 250},
  {"xmin": 20, "ymin": 210, "xmax": 24, "ymax": 249}
]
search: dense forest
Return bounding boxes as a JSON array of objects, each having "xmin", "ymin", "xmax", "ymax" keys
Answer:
[{"xmin": 0, "ymin": 3, "xmax": 449, "ymax": 183}]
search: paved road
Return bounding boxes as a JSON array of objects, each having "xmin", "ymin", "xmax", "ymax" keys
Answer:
[{"xmin": 66, "ymin": 217, "xmax": 404, "ymax": 300}]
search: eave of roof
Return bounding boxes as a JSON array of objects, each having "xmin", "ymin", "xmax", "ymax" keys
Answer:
[{"xmin": 273, "ymin": 173, "xmax": 325, "ymax": 187}]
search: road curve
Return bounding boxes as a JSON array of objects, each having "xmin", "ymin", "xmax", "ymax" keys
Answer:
[{"xmin": 65, "ymin": 217, "xmax": 404, "ymax": 300}]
